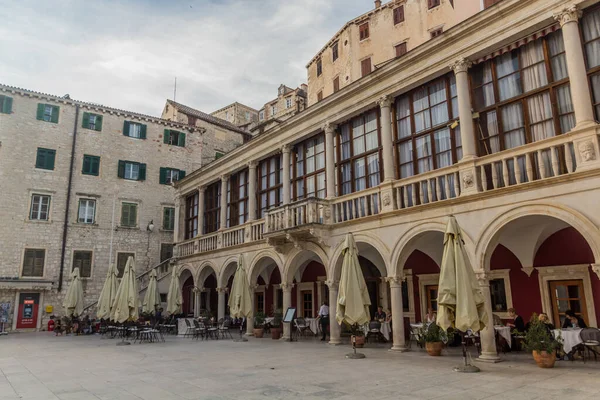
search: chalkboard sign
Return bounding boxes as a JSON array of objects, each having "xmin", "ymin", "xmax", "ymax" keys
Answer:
[{"xmin": 283, "ymin": 307, "xmax": 296, "ymax": 323}]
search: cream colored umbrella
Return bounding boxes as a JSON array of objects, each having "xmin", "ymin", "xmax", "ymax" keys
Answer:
[
  {"xmin": 110, "ymin": 256, "xmax": 139, "ymax": 323},
  {"xmin": 97, "ymin": 263, "xmax": 118, "ymax": 320},
  {"xmin": 63, "ymin": 267, "xmax": 84, "ymax": 317},
  {"xmin": 142, "ymin": 269, "xmax": 160, "ymax": 314},
  {"xmin": 228, "ymin": 254, "xmax": 252, "ymax": 318},
  {"xmin": 166, "ymin": 268, "xmax": 183, "ymax": 315},
  {"xmin": 436, "ymin": 216, "xmax": 487, "ymax": 372},
  {"xmin": 336, "ymin": 233, "xmax": 371, "ymax": 326}
]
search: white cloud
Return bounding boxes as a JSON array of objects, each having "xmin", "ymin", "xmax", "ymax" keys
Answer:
[{"xmin": 0, "ymin": 0, "xmax": 370, "ymax": 116}]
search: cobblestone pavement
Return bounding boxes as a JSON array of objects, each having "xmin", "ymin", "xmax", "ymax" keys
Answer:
[{"xmin": 0, "ymin": 333, "xmax": 599, "ymax": 400}]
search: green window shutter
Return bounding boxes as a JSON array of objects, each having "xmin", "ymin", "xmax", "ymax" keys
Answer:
[
  {"xmin": 121, "ymin": 204, "xmax": 129, "ymax": 226},
  {"xmin": 36, "ymin": 149, "xmax": 45, "ymax": 168},
  {"xmin": 51, "ymin": 106, "xmax": 59, "ymax": 123},
  {"xmin": 95, "ymin": 115, "xmax": 103, "ymax": 131},
  {"xmin": 117, "ymin": 160, "xmax": 125, "ymax": 178},
  {"xmin": 47, "ymin": 149, "xmax": 56, "ymax": 169},
  {"xmin": 140, "ymin": 124, "xmax": 147, "ymax": 139},
  {"xmin": 178, "ymin": 132, "xmax": 186, "ymax": 147},
  {"xmin": 36, "ymin": 103, "xmax": 45, "ymax": 120},
  {"xmin": 179, "ymin": 170, "xmax": 186, "ymax": 179},
  {"xmin": 138, "ymin": 163, "xmax": 146, "ymax": 181},
  {"xmin": 163, "ymin": 129, "xmax": 170, "ymax": 144},
  {"xmin": 82, "ymin": 112, "xmax": 90, "ymax": 129},
  {"xmin": 82, "ymin": 155, "xmax": 90, "ymax": 173},
  {"xmin": 159, "ymin": 167, "xmax": 167, "ymax": 184},
  {"xmin": 92, "ymin": 156, "xmax": 100, "ymax": 175},
  {"xmin": 1, "ymin": 96, "xmax": 12, "ymax": 114},
  {"xmin": 123, "ymin": 121, "xmax": 130, "ymax": 136},
  {"xmin": 215, "ymin": 151, "xmax": 224, "ymax": 159}
]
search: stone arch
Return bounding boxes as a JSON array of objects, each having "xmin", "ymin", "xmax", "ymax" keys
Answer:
[
  {"xmin": 197, "ymin": 261, "xmax": 218, "ymax": 288},
  {"xmin": 329, "ymin": 232, "xmax": 390, "ymax": 281},
  {"xmin": 477, "ymin": 203, "xmax": 600, "ymax": 272},
  {"xmin": 177, "ymin": 264, "xmax": 196, "ymax": 287},
  {"xmin": 248, "ymin": 250, "xmax": 283, "ymax": 285},
  {"xmin": 282, "ymin": 242, "xmax": 330, "ymax": 284},
  {"xmin": 218, "ymin": 256, "xmax": 240, "ymax": 288}
]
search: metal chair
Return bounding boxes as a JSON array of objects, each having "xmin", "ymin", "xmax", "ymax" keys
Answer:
[
  {"xmin": 218, "ymin": 318, "xmax": 233, "ymax": 339},
  {"xmin": 294, "ymin": 318, "xmax": 310, "ymax": 338},
  {"xmin": 183, "ymin": 319, "xmax": 195, "ymax": 338},
  {"xmin": 408, "ymin": 325, "xmax": 423, "ymax": 349},
  {"xmin": 366, "ymin": 321, "xmax": 384, "ymax": 343},
  {"xmin": 580, "ymin": 327, "xmax": 600, "ymax": 362}
]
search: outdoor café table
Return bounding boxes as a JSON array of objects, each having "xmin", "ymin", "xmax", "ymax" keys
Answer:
[
  {"xmin": 380, "ymin": 321, "xmax": 391, "ymax": 341},
  {"xmin": 494, "ymin": 326, "xmax": 512, "ymax": 348},
  {"xmin": 553, "ymin": 328, "xmax": 583, "ymax": 354},
  {"xmin": 306, "ymin": 318, "xmax": 319, "ymax": 335}
]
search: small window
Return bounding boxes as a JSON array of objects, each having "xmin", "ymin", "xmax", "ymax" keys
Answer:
[
  {"xmin": 163, "ymin": 129, "xmax": 186, "ymax": 147},
  {"xmin": 361, "ymin": 58, "xmax": 372, "ymax": 77},
  {"xmin": 0, "ymin": 95, "xmax": 13, "ymax": 114},
  {"xmin": 36, "ymin": 103, "xmax": 59, "ymax": 123},
  {"xmin": 22, "ymin": 249, "xmax": 45, "ymax": 277},
  {"xmin": 316, "ymin": 58, "xmax": 323, "ymax": 76},
  {"xmin": 259, "ymin": 111, "xmax": 264, "ymax": 121},
  {"xmin": 286, "ymin": 98, "xmax": 292, "ymax": 109},
  {"xmin": 317, "ymin": 91, "xmax": 323, "ymax": 102},
  {"xmin": 332, "ymin": 41, "xmax": 339, "ymax": 62},
  {"xmin": 30, "ymin": 194, "xmax": 51, "ymax": 221},
  {"xmin": 82, "ymin": 155, "xmax": 100, "ymax": 176},
  {"xmin": 245, "ymin": 111, "xmax": 251, "ymax": 120},
  {"xmin": 160, "ymin": 293, "xmax": 167, "ymax": 303},
  {"xmin": 393, "ymin": 6, "xmax": 405, "ymax": 25},
  {"xmin": 430, "ymin": 27, "xmax": 443, "ymax": 38},
  {"xmin": 73, "ymin": 250, "xmax": 92, "ymax": 278},
  {"xmin": 428, "ymin": 0, "xmax": 441, "ymax": 9},
  {"xmin": 163, "ymin": 207, "xmax": 175, "ymax": 231},
  {"xmin": 159, "ymin": 167, "xmax": 186, "ymax": 185},
  {"xmin": 271, "ymin": 105, "xmax": 277, "ymax": 116},
  {"xmin": 78, "ymin": 199, "xmax": 96, "ymax": 224},
  {"xmin": 490, "ymin": 278, "xmax": 508, "ymax": 312},
  {"xmin": 333, "ymin": 76, "xmax": 340, "ymax": 93},
  {"xmin": 123, "ymin": 121, "xmax": 147, "ymax": 139},
  {"xmin": 36, "ymin": 148, "xmax": 56, "ymax": 170},
  {"xmin": 215, "ymin": 151, "xmax": 225, "ymax": 160},
  {"xmin": 82, "ymin": 112, "xmax": 102, "ymax": 131},
  {"xmin": 359, "ymin": 22, "xmax": 369, "ymax": 41},
  {"xmin": 116, "ymin": 252, "xmax": 135, "ymax": 277},
  {"xmin": 117, "ymin": 160, "xmax": 146, "ymax": 181},
  {"xmin": 160, "ymin": 243, "xmax": 174, "ymax": 262},
  {"xmin": 395, "ymin": 42, "xmax": 407, "ymax": 57},
  {"xmin": 120, "ymin": 202, "xmax": 138, "ymax": 227}
]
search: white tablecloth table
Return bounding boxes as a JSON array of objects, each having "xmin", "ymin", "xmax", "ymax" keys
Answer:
[
  {"xmin": 553, "ymin": 328, "xmax": 583, "ymax": 354},
  {"xmin": 306, "ymin": 318, "xmax": 319, "ymax": 335},
  {"xmin": 176, "ymin": 318, "xmax": 197, "ymax": 336},
  {"xmin": 380, "ymin": 321, "xmax": 391, "ymax": 341},
  {"xmin": 494, "ymin": 326, "xmax": 512, "ymax": 348}
]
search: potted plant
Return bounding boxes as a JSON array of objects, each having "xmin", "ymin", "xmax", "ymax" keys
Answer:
[
  {"xmin": 253, "ymin": 312, "xmax": 265, "ymax": 338},
  {"xmin": 423, "ymin": 323, "xmax": 446, "ymax": 356},
  {"xmin": 523, "ymin": 314, "xmax": 561, "ymax": 368},
  {"xmin": 347, "ymin": 323, "xmax": 366, "ymax": 348},
  {"xmin": 271, "ymin": 309, "xmax": 283, "ymax": 340}
]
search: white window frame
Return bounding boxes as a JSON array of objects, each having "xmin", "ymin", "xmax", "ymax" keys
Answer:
[
  {"xmin": 88, "ymin": 114, "xmax": 97, "ymax": 130},
  {"xmin": 296, "ymin": 281, "xmax": 315, "ymax": 318},
  {"xmin": 128, "ymin": 123, "xmax": 142, "ymax": 138},
  {"xmin": 286, "ymin": 98, "xmax": 292, "ymax": 109},
  {"xmin": 30, "ymin": 194, "xmax": 51, "ymax": 221},
  {"xmin": 417, "ymin": 273, "xmax": 439, "ymax": 323},
  {"xmin": 43, "ymin": 105, "xmax": 53, "ymax": 122},
  {"xmin": 124, "ymin": 162, "xmax": 140, "ymax": 180},
  {"xmin": 78, "ymin": 198, "xmax": 96, "ymax": 224},
  {"xmin": 165, "ymin": 169, "xmax": 180, "ymax": 184},
  {"xmin": 21, "ymin": 247, "xmax": 46, "ymax": 278},
  {"xmin": 488, "ymin": 269, "xmax": 513, "ymax": 319},
  {"xmin": 259, "ymin": 111, "xmax": 264, "ymax": 120},
  {"xmin": 271, "ymin": 105, "xmax": 277, "ymax": 116}
]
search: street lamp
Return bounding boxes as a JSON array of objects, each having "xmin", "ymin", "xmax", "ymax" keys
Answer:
[{"xmin": 147, "ymin": 220, "xmax": 154, "ymax": 232}]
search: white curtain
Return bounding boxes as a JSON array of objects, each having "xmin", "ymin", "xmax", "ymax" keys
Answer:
[
  {"xmin": 416, "ymin": 136, "xmax": 432, "ymax": 173},
  {"xmin": 341, "ymin": 163, "xmax": 351, "ymax": 195},
  {"xmin": 367, "ymin": 154, "xmax": 380, "ymax": 187},
  {"xmin": 583, "ymin": 10, "xmax": 600, "ymax": 69},
  {"xmin": 413, "ymin": 88, "xmax": 431, "ymax": 133},
  {"xmin": 502, "ymin": 103, "xmax": 526, "ymax": 150},
  {"xmin": 434, "ymin": 128, "xmax": 452, "ymax": 168},
  {"xmin": 429, "ymin": 80, "xmax": 449, "ymax": 126},
  {"xmin": 521, "ymin": 40, "xmax": 548, "ymax": 92},
  {"xmin": 496, "ymin": 53, "xmax": 521, "ymax": 101},
  {"xmin": 352, "ymin": 118, "xmax": 365, "ymax": 155},
  {"xmin": 556, "ymin": 85, "xmax": 577, "ymax": 133},
  {"xmin": 396, "ymin": 96, "xmax": 412, "ymax": 138},
  {"xmin": 479, "ymin": 62, "xmax": 495, "ymax": 107},
  {"xmin": 481, "ymin": 110, "xmax": 501, "ymax": 154},
  {"xmin": 354, "ymin": 158, "xmax": 366, "ymax": 191},
  {"xmin": 528, "ymin": 92, "xmax": 555, "ymax": 142},
  {"xmin": 548, "ymin": 31, "xmax": 568, "ymax": 80},
  {"xmin": 454, "ymin": 126, "xmax": 463, "ymax": 161},
  {"xmin": 398, "ymin": 142, "xmax": 414, "ymax": 178},
  {"xmin": 365, "ymin": 112, "xmax": 379, "ymax": 151}
]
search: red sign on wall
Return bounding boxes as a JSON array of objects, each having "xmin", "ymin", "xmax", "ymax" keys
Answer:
[{"xmin": 16, "ymin": 293, "xmax": 40, "ymax": 329}]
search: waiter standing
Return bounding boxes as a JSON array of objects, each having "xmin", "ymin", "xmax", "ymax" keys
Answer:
[{"xmin": 318, "ymin": 301, "xmax": 329, "ymax": 341}]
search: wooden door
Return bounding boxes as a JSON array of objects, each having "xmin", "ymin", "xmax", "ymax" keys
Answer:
[
  {"xmin": 301, "ymin": 290, "xmax": 313, "ymax": 318},
  {"xmin": 426, "ymin": 285, "xmax": 439, "ymax": 313},
  {"xmin": 549, "ymin": 280, "xmax": 588, "ymax": 327}
]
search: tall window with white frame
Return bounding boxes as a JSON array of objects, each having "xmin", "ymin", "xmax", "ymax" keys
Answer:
[
  {"xmin": 258, "ymin": 155, "xmax": 282, "ymax": 217},
  {"xmin": 203, "ymin": 181, "xmax": 221, "ymax": 234},
  {"xmin": 163, "ymin": 207, "xmax": 175, "ymax": 231},
  {"xmin": 185, "ymin": 192, "xmax": 199, "ymax": 239},
  {"xmin": 78, "ymin": 199, "xmax": 96, "ymax": 224},
  {"xmin": 227, "ymin": 169, "xmax": 249, "ymax": 228},
  {"xmin": 286, "ymin": 97, "xmax": 292, "ymax": 109},
  {"xmin": 582, "ymin": 7, "xmax": 600, "ymax": 119},
  {"xmin": 292, "ymin": 134, "xmax": 326, "ymax": 200},
  {"xmin": 30, "ymin": 194, "xmax": 51, "ymax": 221}
]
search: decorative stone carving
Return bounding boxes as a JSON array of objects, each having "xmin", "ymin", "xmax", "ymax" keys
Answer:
[
  {"xmin": 281, "ymin": 144, "xmax": 291, "ymax": 154},
  {"xmin": 521, "ymin": 266, "xmax": 535, "ymax": 277},
  {"xmin": 216, "ymin": 287, "xmax": 227, "ymax": 293},
  {"xmin": 462, "ymin": 171, "xmax": 474, "ymax": 189},
  {"xmin": 553, "ymin": 4, "xmax": 581, "ymax": 27},
  {"xmin": 323, "ymin": 206, "xmax": 332, "ymax": 221},
  {"xmin": 248, "ymin": 160, "xmax": 258, "ymax": 169},
  {"xmin": 450, "ymin": 57, "xmax": 472, "ymax": 74},
  {"xmin": 475, "ymin": 271, "xmax": 489, "ymax": 286},
  {"xmin": 325, "ymin": 280, "xmax": 339, "ymax": 289},
  {"xmin": 280, "ymin": 282, "xmax": 294, "ymax": 292},
  {"xmin": 377, "ymin": 95, "xmax": 392, "ymax": 109},
  {"xmin": 220, "ymin": 174, "xmax": 229, "ymax": 183},
  {"xmin": 591, "ymin": 264, "xmax": 600, "ymax": 280},
  {"xmin": 286, "ymin": 233, "xmax": 304, "ymax": 250},
  {"xmin": 323, "ymin": 122, "xmax": 337, "ymax": 134},
  {"xmin": 578, "ymin": 141, "xmax": 597, "ymax": 162},
  {"xmin": 385, "ymin": 275, "xmax": 404, "ymax": 286},
  {"xmin": 382, "ymin": 192, "xmax": 391, "ymax": 207}
]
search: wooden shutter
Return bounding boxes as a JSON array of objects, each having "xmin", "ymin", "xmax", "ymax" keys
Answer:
[
  {"xmin": 51, "ymin": 106, "xmax": 59, "ymax": 123},
  {"xmin": 36, "ymin": 103, "xmax": 45, "ymax": 120},
  {"xmin": 163, "ymin": 207, "xmax": 170, "ymax": 230},
  {"xmin": 361, "ymin": 58, "xmax": 372, "ymax": 77},
  {"xmin": 82, "ymin": 112, "xmax": 90, "ymax": 129},
  {"xmin": 395, "ymin": 42, "xmax": 407, "ymax": 57},
  {"xmin": 359, "ymin": 23, "xmax": 369, "ymax": 40},
  {"xmin": 129, "ymin": 205, "xmax": 137, "ymax": 226},
  {"xmin": 317, "ymin": 91, "xmax": 323, "ymax": 102},
  {"xmin": 92, "ymin": 157, "xmax": 100, "ymax": 175},
  {"xmin": 123, "ymin": 121, "xmax": 130, "ymax": 136},
  {"xmin": 179, "ymin": 170, "xmax": 186, "ymax": 179},
  {"xmin": 39, "ymin": 149, "xmax": 56, "ymax": 170},
  {"xmin": 83, "ymin": 156, "xmax": 90, "ymax": 174},
  {"xmin": 95, "ymin": 115, "xmax": 103, "ymax": 131},
  {"xmin": 163, "ymin": 129, "xmax": 170, "ymax": 144},
  {"xmin": 121, "ymin": 204, "xmax": 130, "ymax": 226},
  {"xmin": 393, "ymin": 6, "xmax": 404, "ymax": 24},
  {"xmin": 1, "ymin": 96, "xmax": 12, "ymax": 114},
  {"xmin": 140, "ymin": 124, "xmax": 147, "ymax": 139},
  {"xmin": 333, "ymin": 77, "xmax": 340, "ymax": 93},
  {"xmin": 159, "ymin": 167, "xmax": 167, "ymax": 184},
  {"xmin": 138, "ymin": 163, "xmax": 146, "ymax": 181},
  {"xmin": 117, "ymin": 160, "xmax": 125, "ymax": 178},
  {"xmin": 178, "ymin": 132, "xmax": 186, "ymax": 147}
]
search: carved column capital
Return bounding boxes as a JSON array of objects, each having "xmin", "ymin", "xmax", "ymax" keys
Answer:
[
  {"xmin": 250, "ymin": 284, "xmax": 259, "ymax": 291},
  {"xmin": 325, "ymin": 280, "xmax": 339, "ymax": 290},
  {"xmin": 323, "ymin": 122, "xmax": 337, "ymax": 135},
  {"xmin": 475, "ymin": 271, "xmax": 489, "ymax": 286},
  {"xmin": 198, "ymin": 185, "xmax": 206, "ymax": 194},
  {"xmin": 450, "ymin": 57, "xmax": 472, "ymax": 74},
  {"xmin": 280, "ymin": 282, "xmax": 294, "ymax": 292},
  {"xmin": 591, "ymin": 264, "xmax": 600, "ymax": 280},
  {"xmin": 385, "ymin": 275, "xmax": 404, "ymax": 287},
  {"xmin": 376, "ymin": 95, "xmax": 392, "ymax": 109},
  {"xmin": 281, "ymin": 144, "xmax": 291, "ymax": 154},
  {"xmin": 216, "ymin": 287, "xmax": 228, "ymax": 293},
  {"xmin": 553, "ymin": 4, "xmax": 581, "ymax": 27},
  {"xmin": 220, "ymin": 174, "xmax": 229, "ymax": 183},
  {"xmin": 248, "ymin": 160, "xmax": 258, "ymax": 169}
]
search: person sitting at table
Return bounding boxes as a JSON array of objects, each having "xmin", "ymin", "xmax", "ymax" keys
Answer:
[
  {"xmin": 373, "ymin": 306, "xmax": 386, "ymax": 322},
  {"xmin": 562, "ymin": 310, "xmax": 587, "ymax": 329},
  {"xmin": 385, "ymin": 309, "xmax": 392, "ymax": 324},
  {"xmin": 538, "ymin": 313, "xmax": 555, "ymax": 331},
  {"xmin": 506, "ymin": 308, "xmax": 525, "ymax": 332},
  {"xmin": 425, "ymin": 308, "xmax": 436, "ymax": 324}
]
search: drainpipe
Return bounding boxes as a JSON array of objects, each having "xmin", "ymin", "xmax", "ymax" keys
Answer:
[{"xmin": 58, "ymin": 104, "xmax": 79, "ymax": 291}]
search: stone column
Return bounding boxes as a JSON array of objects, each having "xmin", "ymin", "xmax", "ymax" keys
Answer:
[
  {"xmin": 281, "ymin": 282, "xmax": 294, "ymax": 340},
  {"xmin": 217, "ymin": 287, "xmax": 226, "ymax": 320},
  {"xmin": 450, "ymin": 58, "xmax": 477, "ymax": 160},
  {"xmin": 377, "ymin": 95, "xmax": 396, "ymax": 182},
  {"xmin": 197, "ymin": 186, "xmax": 205, "ymax": 236},
  {"xmin": 476, "ymin": 272, "xmax": 501, "ymax": 362},
  {"xmin": 282, "ymin": 145, "xmax": 291, "ymax": 205},
  {"xmin": 219, "ymin": 175, "xmax": 229, "ymax": 230},
  {"xmin": 193, "ymin": 287, "xmax": 201, "ymax": 318},
  {"xmin": 173, "ymin": 195, "xmax": 182, "ymax": 243},
  {"xmin": 327, "ymin": 280, "xmax": 341, "ymax": 345},
  {"xmin": 248, "ymin": 161, "xmax": 258, "ymax": 221},
  {"xmin": 379, "ymin": 277, "xmax": 389, "ymax": 312},
  {"xmin": 554, "ymin": 5, "xmax": 595, "ymax": 127},
  {"xmin": 388, "ymin": 276, "xmax": 408, "ymax": 352},
  {"xmin": 246, "ymin": 285, "xmax": 257, "ymax": 336},
  {"xmin": 324, "ymin": 123, "xmax": 337, "ymax": 198}
]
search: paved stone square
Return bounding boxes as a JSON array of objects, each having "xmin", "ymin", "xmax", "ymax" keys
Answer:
[{"xmin": 0, "ymin": 333, "xmax": 599, "ymax": 400}]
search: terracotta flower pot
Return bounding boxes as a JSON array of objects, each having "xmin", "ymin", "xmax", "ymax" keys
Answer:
[
  {"xmin": 271, "ymin": 328, "xmax": 281, "ymax": 340},
  {"xmin": 426, "ymin": 341, "xmax": 443, "ymax": 356},
  {"xmin": 253, "ymin": 328, "xmax": 264, "ymax": 338},
  {"xmin": 352, "ymin": 335, "xmax": 365, "ymax": 348},
  {"xmin": 532, "ymin": 350, "xmax": 556, "ymax": 368}
]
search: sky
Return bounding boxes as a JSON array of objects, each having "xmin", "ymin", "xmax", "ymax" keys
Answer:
[{"xmin": 0, "ymin": 0, "xmax": 371, "ymax": 116}]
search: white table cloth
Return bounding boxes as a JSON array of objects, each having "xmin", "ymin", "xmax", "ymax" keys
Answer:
[
  {"xmin": 553, "ymin": 328, "xmax": 582, "ymax": 354},
  {"xmin": 306, "ymin": 318, "xmax": 319, "ymax": 335},
  {"xmin": 176, "ymin": 318, "xmax": 196, "ymax": 336},
  {"xmin": 380, "ymin": 321, "xmax": 391, "ymax": 341},
  {"xmin": 494, "ymin": 326, "xmax": 512, "ymax": 348}
]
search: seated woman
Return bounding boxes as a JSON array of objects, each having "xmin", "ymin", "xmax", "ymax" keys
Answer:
[
  {"xmin": 538, "ymin": 313, "xmax": 555, "ymax": 330},
  {"xmin": 424, "ymin": 308, "xmax": 436, "ymax": 324},
  {"xmin": 562, "ymin": 310, "xmax": 587, "ymax": 329},
  {"xmin": 506, "ymin": 308, "xmax": 525, "ymax": 332},
  {"xmin": 385, "ymin": 310, "xmax": 392, "ymax": 324}
]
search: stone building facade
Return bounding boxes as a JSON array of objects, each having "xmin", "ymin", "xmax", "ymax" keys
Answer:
[
  {"xmin": 171, "ymin": 0, "xmax": 600, "ymax": 363},
  {"xmin": 306, "ymin": 0, "xmax": 485, "ymax": 106},
  {"xmin": 0, "ymin": 85, "xmax": 247, "ymax": 331},
  {"xmin": 253, "ymin": 84, "xmax": 308, "ymax": 135},
  {"xmin": 210, "ymin": 102, "xmax": 259, "ymax": 132}
]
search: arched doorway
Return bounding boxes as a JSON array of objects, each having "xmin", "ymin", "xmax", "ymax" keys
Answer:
[
  {"xmin": 180, "ymin": 268, "xmax": 194, "ymax": 317},
  {"xmin": 197, "ymin": 264, "xmax": 218, "ymax": 318},
  {"xmin": 283, "ymin": 247, "xmax": 329, "ymax": 319}
]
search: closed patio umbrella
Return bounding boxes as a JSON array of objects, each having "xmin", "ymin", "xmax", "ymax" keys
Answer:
[
  {"xmin": 228, "ymin": 255, "xmax": 252, "ymax": 341},
  {"xmin": 110, "ymin": 256, "xmax": 139, "ymax": 323},
  {"xmin": 437, "ymin": 216, "xmax": 487, "ymax": 372},
  {"xmin": 63, "ymin": 267, "xmax": 84, "ymax": 317},
  {"xmin": 97, "ymin": 263, "xmax": 118, "ymax": 320},
  {"xmin": 166, "ymin": 268, "xmax": 183, "ymax": 316},
  {"xmin": 142, "ymin": 269, "xmax": 160, "ymax": 314}
]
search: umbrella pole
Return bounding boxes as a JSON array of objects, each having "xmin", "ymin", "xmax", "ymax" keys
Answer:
[
  {"xmin": 453, "ymin": 332, "xmax": 479, "ymax": 373},
  {"xmin": 345, "ymin": 334, "xmax": 366, "ymax": 359},
  {"xmin": 233, "ymin": 318, "xmax": 247, "ymax": 342}
]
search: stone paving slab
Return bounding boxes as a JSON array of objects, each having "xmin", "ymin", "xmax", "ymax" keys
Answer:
[{"xmin": 0, "ymin": 333, "xmax": 599, "ymax": 400}]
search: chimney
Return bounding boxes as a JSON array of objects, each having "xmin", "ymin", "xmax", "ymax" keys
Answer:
[{"xmin": 374, "ymin": 0, "xmax": 381, "ymax": 8}]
